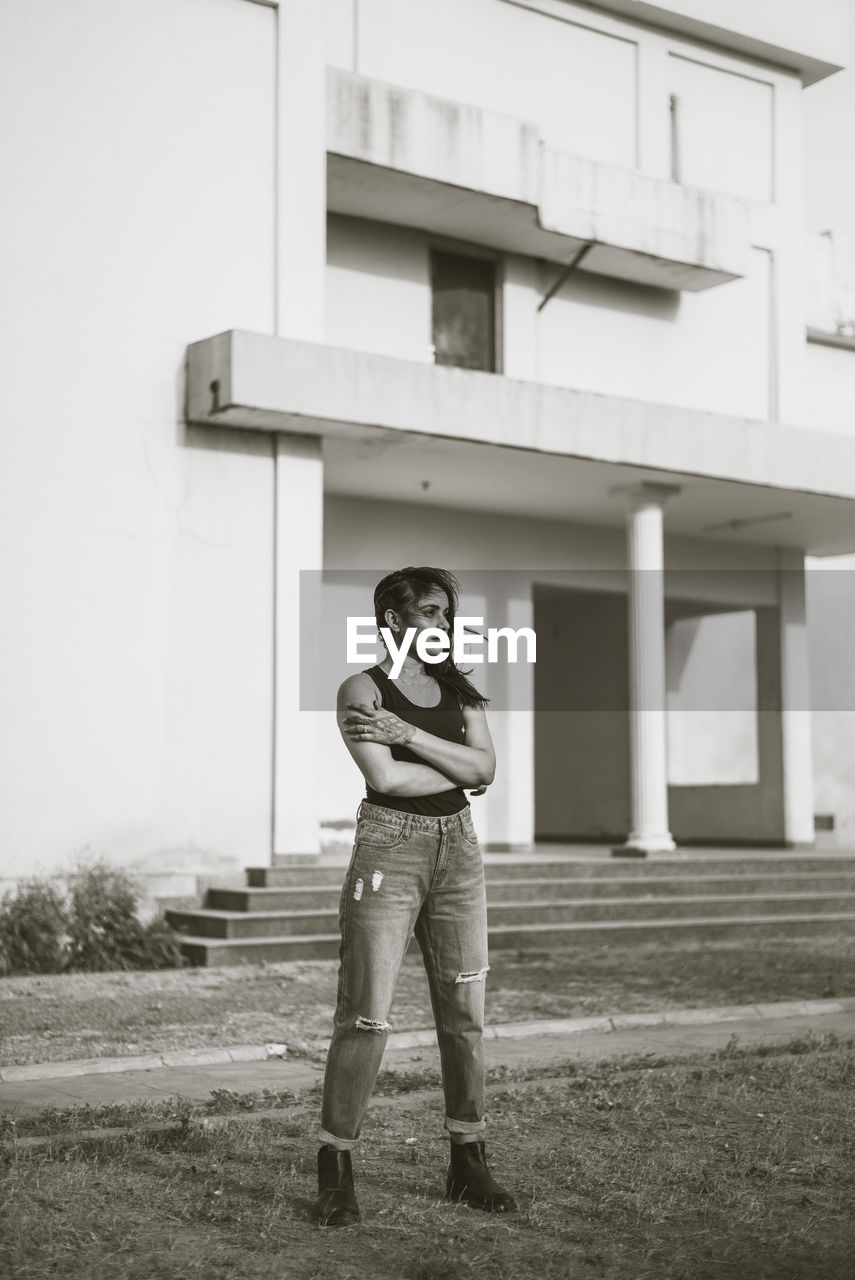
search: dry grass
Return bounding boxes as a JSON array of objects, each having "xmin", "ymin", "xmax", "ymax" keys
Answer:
[
  {"xmin": 2, "ymin": 1034, "xmax": 854, "ymax": 1279},
  {"xmin": 2, "ymin": 935, "xmax": 855, "ymax": 1069}
]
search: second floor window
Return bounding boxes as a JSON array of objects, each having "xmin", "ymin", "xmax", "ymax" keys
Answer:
[{"xmin": 431, "ymin": 250, "xmax": 496, "ymax": 372}]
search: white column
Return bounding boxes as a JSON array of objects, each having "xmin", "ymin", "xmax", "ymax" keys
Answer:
[
  {"xmin": 273, "ymin": 434, "xmax": 324, "ymax": 856},
  {"xmin": 778, "ymin": 549, "xmax": 815, "ymax": 847},
  {"xmin": 616, "ymin": 483, "xmax": 679, "ymax": 856},
  {"xmin": 484, "ymin": 589, "xmax": 535, "ymax": 851},
  {"xmin": 271, "ymin": 0, "xmax": 327, "ymax": 856}
]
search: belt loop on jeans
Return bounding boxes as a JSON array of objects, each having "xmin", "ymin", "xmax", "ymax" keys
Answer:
[
  {"xmin": 403, "ymin": 813, "xmax": 413, "ymax": 839},
  {"xmin": 356, "ymin": 800, "xmax": 364, "ymax": 822}
]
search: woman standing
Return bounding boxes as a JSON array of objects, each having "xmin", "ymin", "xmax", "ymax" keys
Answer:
[{"xmin": 314, "ymin": 566, "xmax": 516, "ymax": 1227}]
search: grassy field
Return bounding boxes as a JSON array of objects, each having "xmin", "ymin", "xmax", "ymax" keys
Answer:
[
  {"xmin": 2, "ymin": 935, "xmax": 855, "ymax": 1069},
  {"xmin": 2, "ymin": 1032, "xmax": 853, "ymax": 1280}
]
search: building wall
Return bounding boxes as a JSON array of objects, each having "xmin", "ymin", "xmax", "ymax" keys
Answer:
[
  {"xmin": 0, "ymin": 0, "xmax": 278, "ymax": 887},
  {"xmin": 324, "ymin": 0, "xmax": 813, "ymax": 434},
  {"xmin": 803, "ymin": 343, "xmax": 855, "ymax": 436},
  {"xmin": 326, "ymin": 216, "xmax": 432, "ymax": 362},
  {"xmin": 806, "ymin": 558, "xmax": 855, "ymax": 846},
  {"xmin": 326, "ymin": 216, "xmax": 773, "ymax": 420},
  {"xmin": 517, "ymin": 250, "xmax": 772, "ymax": 419},
  {"xmin": 667, "ymin": 52, "xmax": 774, "ymax": 201},
  {"xmin": 325, "ymin": 0, "xmax": 794, "ymax": 198},
  {"xmin": 326, "ymin": 0, "xmax": 795, "ymax": 195},
  {"xmin": 327, "ymin": 0, "xmax": 638, "ymax": 166}
]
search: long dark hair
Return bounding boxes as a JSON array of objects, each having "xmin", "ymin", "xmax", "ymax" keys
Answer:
[{"xmin": 373, "ymin": 567, "xmax": 488, "ymax": 710}]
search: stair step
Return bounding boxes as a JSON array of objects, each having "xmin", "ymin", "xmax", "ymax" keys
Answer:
[
  {"xmin": 485, "ymin": 855, "xmax": 855, "ymax": 880},
  {"xmin": 212, "ymin": 872, "xmax": 855, "ymax": 912},
  {"xmin": 488, "ymin": 893, "xmax": 855, "ymax": 925},
  {"xmin": 174, "ymin": 931, "xmax": 341, "ymax": 965},
  {"xmin": 246, "ymin": 865, "xmax": 346, "ymax": 888},
  {"xmin": 485, "ymin": 913, "xmax": 855, "ymax": 947},
  {"xmin": 166, "ymin": 906, "xmax": 337, "ymax": 939},
  {"xmin": 172, "ymin": 911, "xmax": 855, "ymax": 966},
  {"xmin": 167, "ymin": 892, "xmax": 855, "ymax": 940},
  {"xmin": 209, "ymin": 886, "xmax": 342, "ymax": 912},
  {"xmin": 488, "ymin": 873, "xmax": 855, "ymax": 901},
  {"xmin": 247, "ymin": 855, "xmax": 855, "ymax": 889}
]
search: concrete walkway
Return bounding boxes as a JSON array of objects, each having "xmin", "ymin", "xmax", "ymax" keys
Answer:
[{"xmin": 2, "ymin": 997, "xmax": 854, "ymax": 1119}]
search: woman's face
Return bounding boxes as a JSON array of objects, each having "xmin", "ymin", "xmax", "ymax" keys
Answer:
[{"xmin": 387, "ymin": 587, "xmax": 451, "ymax": 654}]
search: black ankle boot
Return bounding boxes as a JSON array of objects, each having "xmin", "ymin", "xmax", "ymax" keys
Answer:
[
  {"xmin": 315, "ymin": 1145, "xmax": 360, "ymax": 1227},
  {"xmin": 446, "ymin": 1140, "xmax": 517, "ymax": 1213}
]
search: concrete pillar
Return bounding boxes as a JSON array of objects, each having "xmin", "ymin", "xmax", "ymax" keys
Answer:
[
  {"xmin": 271, "ymin": 0, "xmax": 327, "ymax": 856},
  {"xmin": 777, "ymin": 548, "xmax": 815, "ymax": 847},
  {"xmin": 273, "ymin": 434, "xmax": 324, "ymax": 856},
  {"xmin": 615, "ymin": 483, "xmax": 679, "ymax": 856},
  {"xmin": 483, "ymin": 586, "xmax": 535, "ymax": 851}
]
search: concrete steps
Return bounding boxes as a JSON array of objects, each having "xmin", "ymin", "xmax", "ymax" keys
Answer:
[
  {"xmin": 166, "ymin": 852, "xmax": 855, "ymax": 966},
  {"xmin": 208, "ymin": 871, "xmax": 855, "ymax": 913},
  {"xmin": 246, "ymin": 855, "xmax": 855, "ymax": 887}
]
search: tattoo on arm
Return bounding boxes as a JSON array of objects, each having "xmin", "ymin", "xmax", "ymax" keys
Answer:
[{"xmin": 376, "ymin": 712, "xmax": 414, "ymax": 744}]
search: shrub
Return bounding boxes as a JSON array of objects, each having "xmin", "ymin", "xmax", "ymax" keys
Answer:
[
  {"xmin": 0, "ymin": 878, "xmax": 69, "ymax": 976},
  {"xmin": 0, "ymin": 862, "xmax": 185, "ymax": 975},
  {"xmin": 128, "ymin": 917, "xmax": 187, "ymax": 971},
  {"xmin": 66, "ymin": 862, "xmax": 185, "ymax": 972},
  {"xmin": 66, "ymin": 863, "xmax": 139, "ymax": 972}
]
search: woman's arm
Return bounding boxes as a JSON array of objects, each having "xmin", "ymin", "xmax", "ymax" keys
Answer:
[
  {"xmin": 343, "ymin": 699, "xmax": 496, "ymax": 789},
  {"xmin": 336, "ymin": 674, "xmax": 460, "ymax": 797}
]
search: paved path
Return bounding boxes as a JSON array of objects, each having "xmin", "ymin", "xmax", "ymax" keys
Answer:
[{"xmin": 2, "ymin": 997, "xmax": 853, "ymax": 1118}]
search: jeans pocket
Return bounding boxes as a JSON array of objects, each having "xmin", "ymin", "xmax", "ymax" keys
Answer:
[
  {"xmin": 356, "ymin": 819, "xmax": 406, "ymax": 851},
  {"xmin": 460, "ymin": 810, "xmax": 480, "ymax": 846}
]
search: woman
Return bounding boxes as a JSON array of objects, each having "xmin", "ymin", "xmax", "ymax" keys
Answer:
[{"xmin": 314, "ymin": 566, "xmax": 516, "ymax": 1227}]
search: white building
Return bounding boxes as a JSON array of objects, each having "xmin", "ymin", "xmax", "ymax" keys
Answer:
[{"xmin": 2, "ymin": 0, "xmax": 855, "ymax": 905}]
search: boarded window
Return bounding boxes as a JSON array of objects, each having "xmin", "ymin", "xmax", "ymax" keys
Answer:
[
  {"xmin": 666, "ymin": 610, "xmax": 759, "ymax": 786},
  {"xmin": 431, "ymin": 251, "xmax": 496, "ymax": 372}
]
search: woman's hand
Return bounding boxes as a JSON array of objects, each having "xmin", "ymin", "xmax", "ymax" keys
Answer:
[{"xmin": 343, "ymin": 702, "xmax": 416, "ymax": 747}]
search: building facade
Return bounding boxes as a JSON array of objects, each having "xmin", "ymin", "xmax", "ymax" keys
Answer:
[{"xmin": 2, "ymin": 0, "xmax": 855, "ymax": 905}]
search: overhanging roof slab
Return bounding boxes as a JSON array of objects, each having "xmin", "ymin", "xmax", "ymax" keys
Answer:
[
  {"xmin": 585, "ymin": 0, "xmax": 848, "ymax": 87},
  {"xmin": 186, "ymin": 330, "xmax": 855, "ymax": 554}
]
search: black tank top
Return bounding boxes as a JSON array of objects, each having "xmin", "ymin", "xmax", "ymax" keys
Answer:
[{"xmin": 363, "ymin": 665, "xmax": 468, "ymax": 816}]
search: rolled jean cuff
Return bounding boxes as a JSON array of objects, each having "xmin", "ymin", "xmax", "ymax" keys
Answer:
[
  {"xmin": 444, "ymin": 1117, "xmax": 486, "ymax": 1141},
  {"xmin": 317, "ymin": 1125, "xmax": 359, "ymax": 1151}
]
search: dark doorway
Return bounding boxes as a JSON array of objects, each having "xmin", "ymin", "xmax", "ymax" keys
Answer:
[
  {"xmin": 431, "ymin": 250, "xmax": 496, "ymax": 372},
  {"xmin": 534, "ymin": 584, "xmax": 630, "ymax": 842}
]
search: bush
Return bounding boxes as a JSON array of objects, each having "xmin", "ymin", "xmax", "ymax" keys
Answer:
[
  {"xmin": 0, "ymin": 862, "xmax": 185, "ymax": 975},
  {"xmin": 131, "ymin": 917, "xmax": 188, "ymax": 971},
  {"xmin": 0, "ymin": 878, "xmax": 69, "ymax": 976},
  {"xmin": 66, "ymin": 863, "xmax": 185, "ymax": 972}
]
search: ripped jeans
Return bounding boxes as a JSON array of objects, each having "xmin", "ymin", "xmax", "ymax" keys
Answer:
[{"xmin": 318, "ymin": 801, "xmax": 490, "ymax": 1149}]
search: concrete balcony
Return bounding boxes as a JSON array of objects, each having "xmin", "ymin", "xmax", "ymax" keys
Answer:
[
  {"xmin": 186, "ymin": 330, "xmax": 855, "ymax": 554},
  {"xmin": 326, "ymin": 69, "xmax": 750, "ymax": 293}
]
